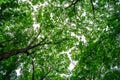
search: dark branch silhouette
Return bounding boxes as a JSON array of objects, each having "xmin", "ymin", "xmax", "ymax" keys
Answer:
[
  {"xmin": 66, "ymin": 0, "xmax": 80, "ymax": 9},
  {"xmin": 0, "ymin": 38, "xmax": 14, "ymax": 44},
  {"xmin": 28, "ymin": 29, "xmax": 41, "ymax": 47},
  {"xmin": 0, "ymin": 38, "xmax": 15, "ymax": 48},
  {"xmin": 32, "ymin": 58, "xmax": 35, "ymax": 80},
  {"xmin": 90, "ymin": 0, "xmax": 95, "ymax": 19},
  {"xmin": 40, "ymin": 70, "xmax": 51, "ymax": 80},
  {"xmin": 2, "ymin": 59, "xmax": 18, "ymax": 80},
  {"xmin": 0, "ymin": 38, "xmax": 67, "ymax": 61}
]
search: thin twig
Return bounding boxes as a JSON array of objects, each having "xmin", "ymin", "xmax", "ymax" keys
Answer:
[
  {"xmin": 40, "ymin": 70, "xmax": 51, "ymax": 80},
  {"xmin": 31, "ymin": 57, "xmax": 35, "ymax": 80},
  {"xmin": 90, "ymin": 0, "xmax": 95, "ymax": 19},
  {"xmin": 66, "ymin": 0, "xmax": 80, "ymax": 9},
  {"xmin": 28, "ymin": 29, "xmax": 41, "ymax": 47},
  {"xmin": 0, "ymin": 38, "xmax": 15, "ymax": 47}
]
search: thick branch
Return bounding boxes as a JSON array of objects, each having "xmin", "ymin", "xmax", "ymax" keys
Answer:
[{"xmin": 0, "ymin": 38, "xmax": 67, "ymax": 61}]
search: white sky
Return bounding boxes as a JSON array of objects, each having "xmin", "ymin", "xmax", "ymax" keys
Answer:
[{"xmin": 16, "ymin": 68, "xmax": 21, "ymax": 76}]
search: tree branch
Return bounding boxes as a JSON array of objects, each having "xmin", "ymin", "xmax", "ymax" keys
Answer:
[
  {"xmin": 40, "ymin": 70, "xmax": 51, "ymax": 80},
  {"xmin": 90, "ymin": 0, "xmax": 95, "ymax": 19},
  {"xmin": 0, "ymin": 38, "xmax": 15, "ymax": 47},
  {"xmin": 0, "ymin": 38, "xmax": 14, "ymax": 44},
  {"xmin": 2, "ymin": 59, "xmax": 18, "ymax": 80},
  {"xmin": 32, "ymin": 58, "xmax": 35, "ymax": 80},
  {"xmin": 0, "ymin": 38, "xmax": 67, "ymax": 61},
  {"xmin": 66, "ymin": 0, "xmax": 80, "ymax": 9},
  {"xmin": 28, "ymin": 30, "xmax": 41, "ymax": 47}
]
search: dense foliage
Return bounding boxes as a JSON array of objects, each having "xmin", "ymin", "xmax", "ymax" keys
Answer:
[{"xmin": 0, "ymin": 0, "xmax": 120, "ymax": 80}]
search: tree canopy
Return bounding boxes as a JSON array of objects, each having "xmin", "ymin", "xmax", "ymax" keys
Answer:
[{"xmin": 0, "ymin": 0, "xmax": 120, "ymax": 80}]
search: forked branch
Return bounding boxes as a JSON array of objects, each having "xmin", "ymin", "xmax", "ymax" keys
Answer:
[
  {"xmin": 0, "ymin": 38, "xmax": 68, "ymax": 61},
  {"xmin": 66, "ymin": 0, "xmax": 80, "ymax": 9}
]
